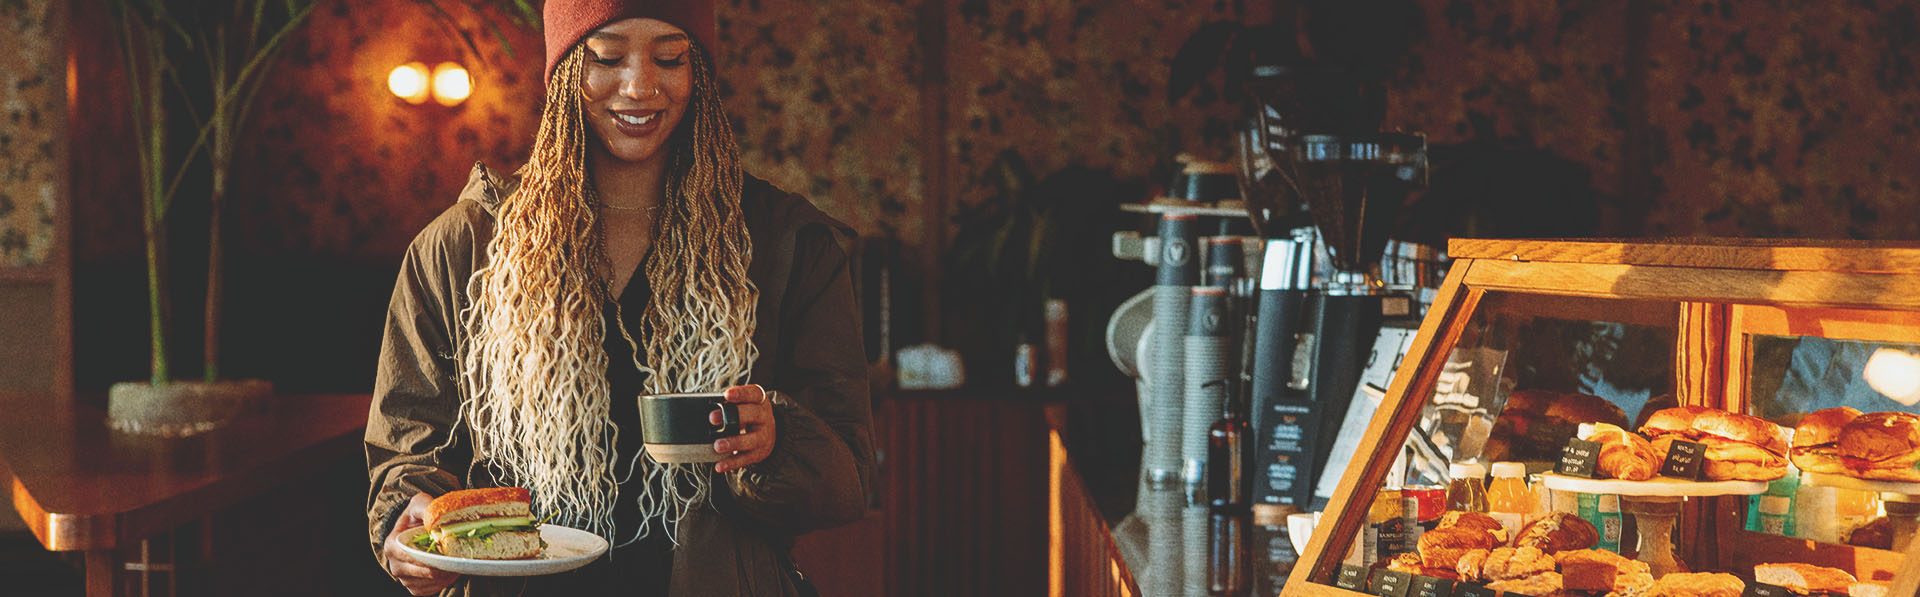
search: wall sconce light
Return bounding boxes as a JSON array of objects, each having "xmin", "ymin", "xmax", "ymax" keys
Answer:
[
  {"xmin": 387, "ymin": 62, "xmax": 430, "ymax": 104},
  {"xmin": 431, "ymin": 62, "xmax": 471, "ymax": 106},
  {"xmin": 1865, "ymin": 347, "xmax": 1920, "ymax": 406},
  {"xmin": 389, "ymin": 61, "xmax": 471, "ymax": 106}
]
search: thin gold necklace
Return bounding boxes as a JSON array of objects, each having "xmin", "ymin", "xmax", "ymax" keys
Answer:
[{"xmin": 601, "ymin": 202, "xmax": 658, "ymax": 212}]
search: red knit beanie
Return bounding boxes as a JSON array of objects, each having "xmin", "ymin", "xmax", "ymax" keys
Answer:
[{"xmin": 543, "ymin": 0, "xmax": 717, "ymax": 81}]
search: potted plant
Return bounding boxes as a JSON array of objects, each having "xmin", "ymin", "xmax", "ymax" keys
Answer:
[{"xmin": 105, "ymin": 0, "xmax": 316, "ymax": 436}]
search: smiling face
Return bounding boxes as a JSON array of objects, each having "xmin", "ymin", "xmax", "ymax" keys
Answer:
[{"xmin": 579, "ymin": 18, "xmax": 694, "ymax": 167}]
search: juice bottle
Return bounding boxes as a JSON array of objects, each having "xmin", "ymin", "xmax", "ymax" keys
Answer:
[
  {"xmin": 1835, "ymin": 488, "xmax": 1880, "ymax": 540},
  {"xmin": 1446, "ymin": 463, "xmax": 1488, "ymax": 513},
  {"xmin": 1527, "ymin": 473, "xmax": 1554, "ymax": 525},
  {"xmin": 1487, "ymin": 462, "xmax": 1532, "ymax": 534}
]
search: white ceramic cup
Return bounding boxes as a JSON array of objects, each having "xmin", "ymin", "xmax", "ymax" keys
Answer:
[{"xmin": 1287, "ymin": 511, "xmax": 1322, "ymax": 556}]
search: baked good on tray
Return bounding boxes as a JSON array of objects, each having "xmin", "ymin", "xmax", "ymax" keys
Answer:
[
  {"xmin": 1838, "ymin": 411, "xmax": 1920, "ymax": 482},
  {"xmin": 1790, "ymin": 407, "xmax": 1863, "ymax": 475},
  {"xmin": 1639, "ymin": 407, "xmax": 1789, "ymax": 481}
]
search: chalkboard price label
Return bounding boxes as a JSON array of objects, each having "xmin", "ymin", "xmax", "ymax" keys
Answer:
[
  {"xmin": 1659, "ymin": 439, "xmax": 1708, "ymax": 480},
  {"xmin": 1743, "ymin": 582, "xmax": 1793, "ymax": 597},
  {"xmin": 1371, "ymin": 569, "xmax": 1413, "ymax": 597},
  {"xmin": 1336, "ymin": 564, "xmax": 1369, "ymax": 591},
  {"xmin": 1556, "ymin": 438, "xmax": 1602, "ymax": 478},
  {"xmin": 1411, "ymin": 575, "xmax": 1455, "ymax": 597},
  {"xmin": 1452, "ymin": 582, "xmax": 1496, "ymax": 597}
]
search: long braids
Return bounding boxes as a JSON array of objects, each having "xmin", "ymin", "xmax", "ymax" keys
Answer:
[{"xmin": 455, "ymin": 42, "xmax": 757, "ymax": 543}]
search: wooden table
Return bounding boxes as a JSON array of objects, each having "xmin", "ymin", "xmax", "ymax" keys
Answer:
[{"xmin": 0, "ymin": 392, "xmax": 371, "ymax": 596}]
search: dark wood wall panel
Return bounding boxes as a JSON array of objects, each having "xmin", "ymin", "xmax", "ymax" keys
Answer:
[{"xmin": 881, "ymin": 395, "xmax": 1050, "ymax": 597}]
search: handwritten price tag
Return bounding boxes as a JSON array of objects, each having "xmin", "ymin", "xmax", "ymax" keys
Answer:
[
  {"xmin": 1659, "ymin": 439, "xmax": 1708, "ymax": 480},
  {"xmin": 1556, "ymin": 438, "xmax": 1602, "ymax": 478}
]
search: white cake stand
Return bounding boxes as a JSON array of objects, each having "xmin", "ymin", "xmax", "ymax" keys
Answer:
[
  {"xmin": 1804, "ymin": 472, "xmax": 1920, "ymax": 551},
  {"xmin": 1540, "ymin": 473, "xmax": 1768, "ymax": 577}
]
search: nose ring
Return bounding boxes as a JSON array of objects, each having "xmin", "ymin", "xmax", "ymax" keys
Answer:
[{"xmin": 642, "ymin": 87, "xmax": 662, "ymax": 99}]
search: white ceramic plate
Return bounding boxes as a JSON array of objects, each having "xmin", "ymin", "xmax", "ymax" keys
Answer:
[
  {"xmin": 398, "ymin": 524, "xmax": 609, "ymax": 577},
  {"xmin": 1538, "ymin": 472, "xmax": 1767, "ymax": 497},
  {"xmin": 1804, "ymin": 471, "xmax": 1920, "ymax": 496}
]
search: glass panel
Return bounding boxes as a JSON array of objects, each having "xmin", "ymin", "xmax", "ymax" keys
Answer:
[
  {"xmin": 1311, "ymin": 291, "xmax": 1677, "ymax": 586},
  {"xmin": 1748, "ymin": 336, "xmax": 1920, "ymax": 418},
  {"xmin": 1745, "ymin": 332, "xmax": 1920, "ymax": 547}
]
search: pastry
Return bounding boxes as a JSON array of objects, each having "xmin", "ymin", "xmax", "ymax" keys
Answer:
[
  {"xmin": 1488, "ymin": 572, "xmax": 1564, "ymax": 597},
  {"xmin": 1584, "ymin": 423, "xmax": 1660, "ymax": 481},
  {"xmin": 1839, "ymin": 412, "xmax": 1920, "ymax": 482},
  {"xmin": 1645, "ymin": 572, "xmax": 1744, "ymax": 597},
  {"xmin": 1556, "ymin": 549, "xmax": 1652, "ymax": 593},
  {"xmin": 1847, "ymin": 516, "xmax": 1893, "ymax": 550},
  {"xmin": 1438, "ymin": 510, "xmax": 1507, "ymax": 537},
  {"xmin": 1753, "ymin": 562, "xmax": 1857, "ymax": 595},
  {"xmin": 1418, "ymin": 525, "xmax": 1499, "ymax": 569},
  {"xmin": 1455, "ymin": 548, "xmax": 1491, "ymax": 581},
  {"xmin": 1791, "ymin": 407, "xmax": 1862, "ymax": 474},
  {"xmin": 1512, "ymin": 512, "xmax": 1599, "ymax": 554},
  {"xmin": 1481, "ymin": 546, "xmax": 1556, "ymax": 581}
]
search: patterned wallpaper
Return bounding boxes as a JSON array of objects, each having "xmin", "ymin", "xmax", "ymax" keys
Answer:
[
  {"xmin": 1384, "ymin": 0, "xmax": 1919, "ymax": 240},
  {"xmin": 719, "ymin": 0, "xmax": 925, "ymax": 241},
  {"xmin": 1640, "ymin": 0, "xmax": 1920, "ymax": 239},
  {"xmin": 0, "ymin": 0, "xmax": 62, "ymax": 267},
  {"xmin": 66, "ymin": 0, "xmax": 1920, "ymax": 262},
  {"xmin": 943, "ymin": 0, "xmax": 1246, "ymax": 208}
]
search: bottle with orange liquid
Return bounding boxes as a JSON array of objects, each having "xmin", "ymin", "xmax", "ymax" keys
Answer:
[{"xmin": 1487, "ymin": 462, "xmax": 1533, "ymax": 535}]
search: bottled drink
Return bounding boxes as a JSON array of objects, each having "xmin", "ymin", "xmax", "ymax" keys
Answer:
[
  {"xmin": 1207, "ymin": 390, "xmax": 1252, "ymax": 596},
  {"xmin": 1527, "ymin": 473, "xmax": 1555, "ymax": 525},
  {"xmin": 1445, "ymin": 463, "xmax": 1489, "ymax": 513},
  {"xmin": 1487, "ymin": 462, "xmax": 1532, "ymax": 534}
]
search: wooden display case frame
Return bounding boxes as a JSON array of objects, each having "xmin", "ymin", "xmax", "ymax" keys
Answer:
[{"xmin": 1282, "ymin": 238, "xmax": 1920, "ymax": 597}]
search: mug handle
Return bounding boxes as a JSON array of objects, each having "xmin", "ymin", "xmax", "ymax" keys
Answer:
[{"xmin": 714, "ymin": 401, "xmax": 742, "ymax": 437}]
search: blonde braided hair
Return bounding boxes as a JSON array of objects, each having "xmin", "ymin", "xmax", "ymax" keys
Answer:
[{"xmin": 454, "ymin": 42, "xmax": 757, "ymax": 542}]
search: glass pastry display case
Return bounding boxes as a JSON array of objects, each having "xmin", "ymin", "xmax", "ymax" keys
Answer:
[{"xmin": 1282, "ymin": 239, "xmax": 1920, "ymax": 597}]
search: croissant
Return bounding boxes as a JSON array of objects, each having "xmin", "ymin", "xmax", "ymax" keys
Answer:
[{"xmin": 1586, "ymin": 423, "xmax": 1659, "ymax": 481}]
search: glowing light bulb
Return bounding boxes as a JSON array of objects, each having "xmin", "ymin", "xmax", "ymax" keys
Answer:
[
  {"xmin": 388, "ymin": 62, "xmax": 430, "ymax": 104},
  {"xmin": 1864, "ymin": 348, "xmax": 1920, "ymax": 406},
  {"xmin": 432, "ymin": 62, "xmax": 471, "ymax": 106}
]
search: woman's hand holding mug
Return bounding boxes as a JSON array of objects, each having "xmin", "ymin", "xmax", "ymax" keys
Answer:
[{"xmin": 714, "ymin": 384, "xmax": 776, "ymax": 473}]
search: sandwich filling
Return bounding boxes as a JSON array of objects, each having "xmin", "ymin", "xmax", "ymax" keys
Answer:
[{"xmin": 409, "ymin": 513, "xmax": 549, "ymax": 553}]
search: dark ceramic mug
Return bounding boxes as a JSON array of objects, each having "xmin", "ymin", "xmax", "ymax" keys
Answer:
[{"xmin": 638, "ymin": 392, "xmax": 742, "ymax": 464}]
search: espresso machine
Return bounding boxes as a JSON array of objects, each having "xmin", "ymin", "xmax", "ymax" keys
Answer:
[{"xmin": 1235, "ymin": 59, "xmax": 1435, "ymax": 513}]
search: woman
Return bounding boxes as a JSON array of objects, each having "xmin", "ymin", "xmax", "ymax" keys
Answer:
[{"xmin": 364, "ymin": 1, "xmax": 873, "ymax": 595}]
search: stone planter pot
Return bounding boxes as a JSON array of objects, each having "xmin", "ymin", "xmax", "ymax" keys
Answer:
[{"xmin": 107, "ymin": 379, "xmax": 273, "ymax": 437}]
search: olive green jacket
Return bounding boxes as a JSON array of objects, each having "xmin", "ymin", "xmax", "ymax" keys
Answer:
[{"xmin": 365, "ymin": 164, "xmax": 873, "ymax": 596}]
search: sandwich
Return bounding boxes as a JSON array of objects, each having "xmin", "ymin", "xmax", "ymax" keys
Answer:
[
  {"xmin": 1639, "ymin": 406, "xmax": 1789, "ymax": 481},
  {"xmin": 1791, "ymin": 407, "xmax": 1862, "ymax": 474},
  {"xmin": 1838, "ymin": 412, "xmax": 1920, "ymax": 481},
  {"xmin": 1487, "ymin": 389, "xmax": 1629, "ymax": 461},
  {"xmin": 408, "ymin": 487, "xmax": 547, "ymax": 559}
]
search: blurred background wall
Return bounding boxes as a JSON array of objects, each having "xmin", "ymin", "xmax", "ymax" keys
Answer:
[{"xmin": 26, "ymin": 0, "xmax": 1920, "ymax": 401}]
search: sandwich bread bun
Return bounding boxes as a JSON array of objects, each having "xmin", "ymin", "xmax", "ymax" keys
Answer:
[
  {"xmin": 1792, "ymin": 407, "xmax": 1863, "ymax": 475},
  {"xmin": 416, "ymin": 487, "xmax": 544, "ymax": 560},
  {"xmin": 1839, "ymin": 412, "xmax": 1920, "ymax": 482},
  {"xmin": 1753, "ymin": 562, "xmax": 1857, "ymax": 595},
  {"xmin": 1639, "ymin": 406, "xmax": 1716, "ymax": 439},
  {"xmin": 1641, "ymin": 407, "xmax": 1789, "ymax": 481}
]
